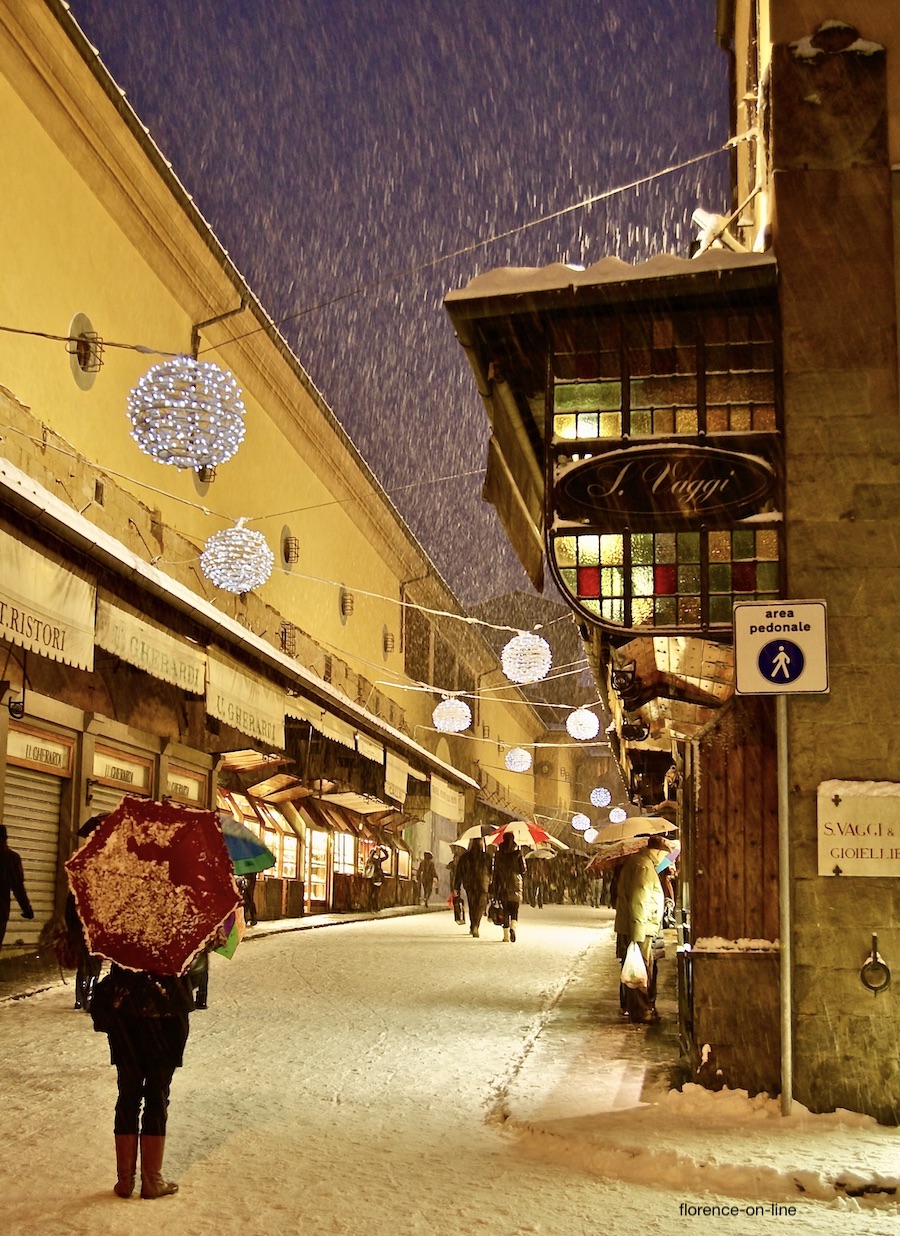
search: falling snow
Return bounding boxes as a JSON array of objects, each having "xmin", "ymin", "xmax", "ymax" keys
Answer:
[{"xmin": 66, "ymin": 0, "xmax": 731, "ymax": 604}]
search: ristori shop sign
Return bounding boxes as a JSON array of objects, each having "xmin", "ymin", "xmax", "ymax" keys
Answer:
[
  {"xmin": 554, "ymin": 443, "xmax": 777, "ymax": 527},
  {"xmin": 818, "ymin": 780, "xmax": 900, "ymax": 876}
]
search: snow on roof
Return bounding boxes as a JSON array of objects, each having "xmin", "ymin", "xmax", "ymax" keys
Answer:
[{"xmin": 445, "ymin": 250, "xmax": 777, "ymax": 304}]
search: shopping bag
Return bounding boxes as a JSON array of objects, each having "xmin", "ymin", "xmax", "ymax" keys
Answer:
[
  {"xmin": 453, "ymin": 894, "xmax": 466, "ymax": 924},
  {"xmin": 621, "ymin": 941, "xmax": 649, "ymax": 991}
]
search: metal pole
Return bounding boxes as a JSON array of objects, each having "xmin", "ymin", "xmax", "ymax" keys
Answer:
[{"xmin": 777, "ymin": 692, "xmax": 792, "ymax": 1115}]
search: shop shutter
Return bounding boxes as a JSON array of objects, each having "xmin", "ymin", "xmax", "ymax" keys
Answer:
[
  {"xmin": 3, "ymin": 765, "xmax": 63, "ymax": 950},
  {"xmin": 86, "ymin": 784, "xmax": 131, "ymax": 819}
]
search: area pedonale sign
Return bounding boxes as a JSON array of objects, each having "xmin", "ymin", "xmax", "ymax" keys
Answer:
[{"xmin": 554, "ymin": 444, "xmax": 777, "ymax": 527}]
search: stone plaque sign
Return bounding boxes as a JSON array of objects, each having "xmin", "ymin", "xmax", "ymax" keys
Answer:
[{"xmin": 818, "ymin": 779, "xmax": 900, "ymax": 876}]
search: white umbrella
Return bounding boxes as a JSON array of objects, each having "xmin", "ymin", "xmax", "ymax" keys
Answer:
[
  {"xmin": 450, "ymin": 824, "xmax": 493, "ymax": 848},
  {"xmin": 597, "ymin": 815, "xmax": 677, "ymax": 844}
]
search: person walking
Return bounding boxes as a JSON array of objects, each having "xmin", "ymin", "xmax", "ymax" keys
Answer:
[
  {"xmin": 416, "ymin": 851, "xmax": 438, "ymax": 906},
  {"xmin": 613, "ymin": 834, "xmax": 668, "ymax": 1024},
  {"xmin": 365, "ymin": 844, "xmax": 389, "ymax": 911},
  {"xmin": 453, "ymin": 837, "xmax": 491, "ymax": 937},
  {"xmin": 90, "ymin": 964, "xmax": 195, "ymax": 1199},
  {"xmin": 489, "ymin": 832, "xmax": 527, "ymax": 943},
  {"xmin": 0, "ymin": 823, "xmax": 34, "ymax": 950}
]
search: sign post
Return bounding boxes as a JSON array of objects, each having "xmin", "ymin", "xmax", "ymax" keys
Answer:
[{"xmin": 733, "ymin": 599, "xmax": 829, "ymax": 1118}]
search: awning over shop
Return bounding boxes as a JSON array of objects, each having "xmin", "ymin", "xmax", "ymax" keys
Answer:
[
  {"xmin": 0, "ymin": 526, "xmax": 95, "ymax": 671},
  {"xmin": 96, "ymin": 592, "xmax": 206, "ymax": 692},
  {"xmin": 430, "ymin": 776, "xmax": 465, "ymax": 824},
  {"xmin": 285, "ymin": 695, "xmax": 356, "ymax": 749},
  {"xmin": 207, "ymin": 653, "xmax": 285, "ymax": 749},
  {"xmin": 355, "ymin": 732, "xmax": 384, "ymax": 765},
  {"xmin": 0, "ymin": 456, "xmax": 479, "ymax": 793}
]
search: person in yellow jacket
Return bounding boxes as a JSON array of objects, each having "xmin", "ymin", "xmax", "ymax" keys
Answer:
[{"xmin": 613, "ymin": 835, "xmax": 668, "ymax": 1023}]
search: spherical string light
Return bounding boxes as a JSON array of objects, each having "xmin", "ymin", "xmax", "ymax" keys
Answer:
[
  {"xmin": 432, "ymin": 695, "xmax": 471, "ymax": 734},
  {"xmin": 566, "ymin": 708, "xmax": 600, "ymax": 741},
  {"xmin": 127, "ymin": 356, "xmax": 246, "ymax": 469},
  {"xmin": 571, "ymin": 813, "xmax": 590, "ymax": 831},
  {"xmin": 505, "ymin": 747, "xmax": 532, "ymax": 773},
  {"xmin": 590, "ymin": 786, "xmax": 612, "ymax": 808},
  {"xmin": 501, "ymin": 631, "xmax": 552, "ymax": 684},
  {"xmin": 583, "ymin": 827, "xmax": 599, "ymax": 844},
  {"xmin": 609, "ymin": 807, "xmax": 628, "ymax": 824},
  {"xmin": 200, "ymin": 519, "xmax": 274, "ymax": 593}
]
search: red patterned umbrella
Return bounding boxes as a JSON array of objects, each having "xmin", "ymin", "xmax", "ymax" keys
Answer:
[
  {"xmin": 65, "ymin": 796, "xmax": 240, "ymax": 975},
  {"xmin": 486, "ymin": 820, "xmax": 568, "ymax": 850}
]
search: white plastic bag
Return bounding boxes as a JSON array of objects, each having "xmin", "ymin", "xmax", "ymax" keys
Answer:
[{"xmin": 621, "ymin": 941, "xmax": 649, "ymax": 991}]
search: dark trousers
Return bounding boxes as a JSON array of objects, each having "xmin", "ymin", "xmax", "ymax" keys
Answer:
[
  {"xmin": 465, "ymin": 889, "xmax": 487, "ymax": 931},
  {"xmin": 114, "ymin": 1061, "xmax": 175, "ymax": 1136},
  {"xmin": 500, "ymin": 899, "xmax": 520, "ymax": 929}
]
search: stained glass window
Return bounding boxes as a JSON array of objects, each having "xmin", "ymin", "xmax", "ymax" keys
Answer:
[{"xmin": 548, "ymin": 301, "xmax": 781, "ymax": 632}]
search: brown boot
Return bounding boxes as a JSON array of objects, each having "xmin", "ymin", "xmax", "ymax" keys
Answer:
[
  {"xmin": 113, "ymin": 1133, "xmax": 138, "ymax": 1198},
  {"xmin": 139, "ymin": 1135, "xmax": 179, "ymax": 1199}
]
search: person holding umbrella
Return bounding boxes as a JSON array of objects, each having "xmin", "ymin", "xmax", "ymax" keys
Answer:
[
  {"xmin": 489, "ymin": 831, "xmax": 527, "ymax": 943},
  {"xmin": 67, "ymin": 797, "xmax": 241, "ymax": 1201},
  {"xmin": 453, "ymin": 836, "xmax": 491, "ymax": 937}
]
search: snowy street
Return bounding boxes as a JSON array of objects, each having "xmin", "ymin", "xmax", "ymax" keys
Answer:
[{"xmin": 2, "ymin": 905, "xmax": 899, "ymax": 1235}]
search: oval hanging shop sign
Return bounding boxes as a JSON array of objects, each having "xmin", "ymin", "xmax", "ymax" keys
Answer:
[{"xmin": 554, "ymin": 444, "xmax": 777, "ymax": 527}]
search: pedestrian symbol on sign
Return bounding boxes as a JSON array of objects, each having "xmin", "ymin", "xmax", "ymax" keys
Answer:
[{"xmin": 758, "ymin": 639, "xmax": 805, "ymax": 684}]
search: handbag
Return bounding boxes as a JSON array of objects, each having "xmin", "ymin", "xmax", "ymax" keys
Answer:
[
  {"xmin": 88, "ymin": 973, "xmax": 118, "ymax": 1033},
  {"xmin": 621, "ymin": 941, "xmax": 649, "ymax": 991},
  {"xmin": 488, "ymin": 899, "xmax": 504, "ymax": 927},
  {"xmin": 453, "ymin": 894, "xmax": 466, "ymax": 924}
]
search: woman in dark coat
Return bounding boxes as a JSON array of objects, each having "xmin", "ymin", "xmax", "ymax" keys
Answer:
[
  {"xmin": 490, "ymin": 833, "xmax": 527, "ymax": 942},
  {"xmin": 454, "ymin": 837, "xmax": 491, "ymax": 937},
  {"xmin": 94, "ymin": 965, "xmax": 194, "ymax": 1200}
]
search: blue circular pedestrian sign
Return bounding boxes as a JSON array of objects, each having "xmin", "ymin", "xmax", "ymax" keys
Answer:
[{"xmin": 758, "ymin": 639, "xmax": 805, "ymax": 685}]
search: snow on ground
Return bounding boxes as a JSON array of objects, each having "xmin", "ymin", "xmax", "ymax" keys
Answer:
[{"xmin": 1, "ymin": 905, "xmax": 898, "ymax": 1235}]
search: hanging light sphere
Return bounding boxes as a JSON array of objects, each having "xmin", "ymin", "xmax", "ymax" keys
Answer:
[
  {"xmin": 583, "ymin": 827, "xmax": 599, "ymax": 844},
  {"xmin": 609, "ymin": 807, "xmax": 628, "ymax": 824},
  {"xmin": 571, "ymin": 813, "xmax": 591, "ymax": 831},
  {"xmin": 127, "ymin": 356, "xmax": 246, "ymax": 469},
  {"xmin": 501, "ymin": 631, "xmax": 552, "ymax": 684},
  {"xmin": 432, "ymin": 696, "xmax": 472, "ymax": 734},
  {"xmin": 590, "ymin": 786, "xmax": 612, "ymax": 808},
  {"xmin": 566, "ymin": 708, "xmax": 600, "ymax": 741},
  {"xmin": 505, "ymin": 747, "xmax": 532, "ymax": 773},
  {"xmin": 200, "ymin": 521, "xmax": 274, "ymax": 593}
]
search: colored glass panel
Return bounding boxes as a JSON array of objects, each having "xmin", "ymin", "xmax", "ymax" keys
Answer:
[
  {"xmin": 757, "ymin": 529, "xmax": 779, "ymax": 559},
  {"xmin": 709, "ymin": 595, "xmax": 732, "ymax": 624},
  {"xmin": 732, "ymin": 530, "xmax": 755, "ymax": 560},
  {"xmin": 555, "ymin": 536, "xmax": 577, "ymax": 567},
  {"xmin": 577, "ymin": 565, "xmax": 601, "ymax": 598},
  {"xmin": 632, "ymin": 598, "xmax": 654, "ymax": 625},
  {"xmin": 655, "ymin": 597, "xmax": 677, "ymax": 625},
  {"xmin": 630, "ymin": 410, "xmax": 652, "ymax": 435},
  {"xmin": 679, "ymin": 596, "xmax": 701, "ymax": 624},
  {"xmin": 655, "ymin": 534, "xmax": 676, "ymax": 563},
  {"xmin": 600, "ymin": 535, "xmax": 623, "ymax": 565},
  {"xmin": 654, "ymin": 564, "xmax": 677, "ymax": 594},
  {"xmin": 709, "ymin": 564, "xmax": 732, "ymax": 592},
  {"xmin": 708, "ymin": 531, "xmax": 731, "ymax": 562},
  {"xmin": 732, "ymin": 561, "xmax": 757, "ymax": 591},
  {"xmin": 578, "ymin": 535, "xmax": 600, "ymax": 565},
  {"xmin": 678, "ymin": 532, "xmax": 701, "ymax": 562},
  {"xmin": 632, "ymin": 566, "xmax": 654, "ymax": 596},
  {"xmin": 632, "ymin": 534, "xmax": 653, "ymax": 564},
  {"xmin": 602, "ymin": 566, "xmax": 625, "ymax": 596},
  {"xmin": 757, "ymin": 561, "xmax": 780, "ymax": 592},
  {"xmin": 678, "ymin": 565, "xmax": 701, "ymax": 594}
]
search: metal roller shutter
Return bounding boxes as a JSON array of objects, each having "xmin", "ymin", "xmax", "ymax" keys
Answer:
[
  {"xmin": 3, "ymin": 765, "xmax": 63, "ymax": 950},
  {"xmin": 86, "ymin": 785, "xmax": 131, "ymax": 820}
]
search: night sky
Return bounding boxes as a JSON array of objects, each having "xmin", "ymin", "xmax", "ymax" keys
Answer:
[{"xmin": 68, "ymin": 0, "xmax": 730, "ymax": 605}]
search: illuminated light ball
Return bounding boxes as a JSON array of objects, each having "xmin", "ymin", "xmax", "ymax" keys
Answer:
[
  {"xmin": 200, "ymin": 522, "xmax": 274, "ymax": 593},
  {"xmin": 501, "ymin": 631, "xmax": 552, "ymax": 684},
  {"xmin": 583, "ymin": 827, "xmax": 599, "ymax": 844},
  {"xmin": 505, "ymin": 747, "xmax": 532, "ymax": 773},
  {"xmin": 432, "ymin": 696, "xmax": 472, "ymax": 734},
  {"xmin": 590, "ymin": 786, "xmax": 612, "ymax": 808},
  {"xmin": 127, "ymin": 356, "xmax": 246, "ymax": 469},
  {"xmin": 571, "ymin": 813, "xmax": 590, "ymax": 831},
  {"xmin": 566, "ymin": 708, "xmax": 600, "ymax": 741},
  {"xmin": 609, "ymin": 807, "xmax": 628, "ymax": 824}
]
